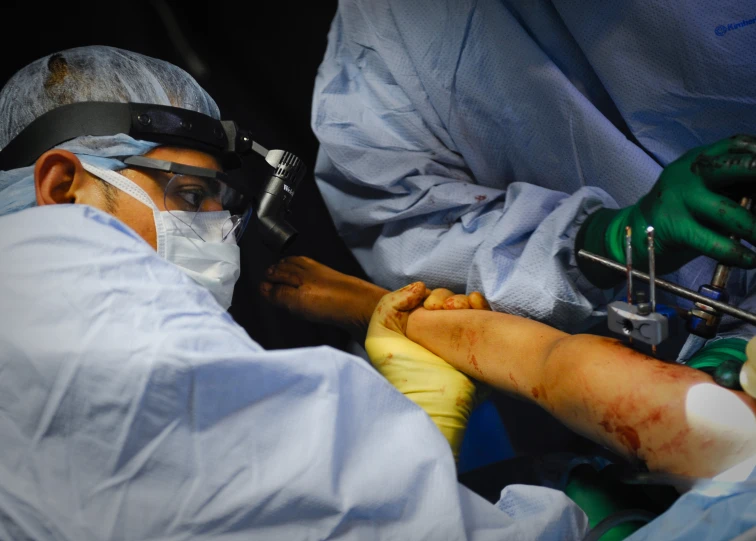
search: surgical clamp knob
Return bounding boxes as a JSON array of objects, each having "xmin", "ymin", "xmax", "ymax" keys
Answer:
[{"xmin": 687, "ymin": 197, "xmax": 753, "ymax": 339}]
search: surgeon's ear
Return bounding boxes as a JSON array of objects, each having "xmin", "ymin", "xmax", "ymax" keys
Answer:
[{"xmin": 34, "ymin": 149, "xmax": 91, "ymax": 206}]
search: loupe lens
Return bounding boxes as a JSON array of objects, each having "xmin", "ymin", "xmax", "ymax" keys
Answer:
[{"xmin": 163, "ymin": 174, "xmax": 250, "ymax": 243}]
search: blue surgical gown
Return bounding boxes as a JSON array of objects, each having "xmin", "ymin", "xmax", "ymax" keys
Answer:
[
  {"xmin": 0, "ymin": 205, "xmax": 589, "ymax": 539},
  {"xmin": 0, "ymin": 205, "xmax": 754, "ymax": 539},
  {"xmin": 311, "ymin": 0, "xmax": 756, "ymax": 335}
]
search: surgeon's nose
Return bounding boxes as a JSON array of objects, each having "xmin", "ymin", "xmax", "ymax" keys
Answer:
[{"xmin": 200, "ymin": 199, "xmax": 224, "ymax": 212}]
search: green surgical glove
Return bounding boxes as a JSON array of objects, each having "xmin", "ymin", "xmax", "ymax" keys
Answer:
[
  {"xmin": 686, "ymin": 337, "xmax": 747, "ymax": 390},
  {"xmin": 577, "ymin": 135, "xmax": 756, "ymax": 288}
]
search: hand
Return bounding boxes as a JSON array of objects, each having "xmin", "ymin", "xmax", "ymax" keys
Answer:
[
  {"xmin": 578, "ymin": 135, "xmax": 756, "ymax": 287},
  {"xmin": 742, "ymin": 337, "xmax": 756, "ymax": 398},
  {"xmin": 364, "ymin": 282, "xmax": 477, "ymax": 459},
  {"xmin": 423, "ymin": 288, "xmax": 492, "ymax": 311},
  {"xmin": 687, "ymin": 337, "xmax": 747, "ymax": 390}
]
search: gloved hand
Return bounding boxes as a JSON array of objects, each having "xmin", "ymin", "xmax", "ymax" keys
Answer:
[
  {"xmin": 686, "ymin": 337, "xmax": 747, "ymax": 390},
  {"xmin": 364, "ymin": 282, "xmax": 478, "ymax": 460},
  {"xmin": 577, "ymin": 135, "xmax": 756, "ymax": 288},
  {"xmin": 740, "ymin": 336, "xmax": 756, "ymax": 398},
  {"xmin": 422, "ymin": 287, "xmax": 492, "ymax": 311}
]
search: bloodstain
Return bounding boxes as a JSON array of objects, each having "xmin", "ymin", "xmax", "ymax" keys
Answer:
[
  {"xmin": 465, "ymin": 329, "xmax": 479, "ymax": 346},
  {"xmin": 637, "ymin": 407, "xmax": 664, "ymax": 427},
  {"xmin": 700, "ymin": 439, "xmax": 715, "ymax": 450},
  {"xmin": 657, "ymin": 428, "xmax": 692, "ymax": 454},
  {"xmin": 475, "ymin": 195, "xmax": 487, "ymax": 202},
  {"xmin": 451, "ymin": 327, "xmax": 463, "ymax": 351},
  {"xmin": 539, "ymin": 385, "xmax": 548, "ymax": 402},
  {"xmin": 469, "ymin": 354, "xmax": 482, "ymax": 375},
  {"xmin": 376, "ymin": 306, "xmax": 383, "ymax": 315},
  {"xmin": 616, "ymin": 425, "xmax": 641, "ymax": 453},
  {"xmin": 438, "ymin": 385, "xmax": 446, "ymax": 395},
  {"xmin": 508, "ymin": 373, "xmax": 519, "ymax": 390},
  {"xmin": 531, "ymin": 387, "xmax": 540, "ymax": 399},
  {"xmin": 599, "ymin": 420, "xmax": 614, "ymax": 433},
  {"xmin": 386, "ymin": 353, "xmax": 393, "ymax": 359},
  {"xmin": 456, "ymin": 395, "xmax": 467, "ymax": 407}
]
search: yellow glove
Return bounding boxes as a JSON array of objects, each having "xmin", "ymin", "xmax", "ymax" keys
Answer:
[
  {"xmin": 741, "ymin": 336, "xmax": 756, "ymax": 399},
  {"xmin": 364, "ymin": 282, "xmax": 477, "ymax": 460}
]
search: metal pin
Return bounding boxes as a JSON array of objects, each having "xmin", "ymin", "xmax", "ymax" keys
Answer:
[
  {"xmin": 647, "ymin": 226, "xmax": 657, "ymax": 356},
  {"xmin": 625, "ymin": 226, "xmax": 633, "ymax": 305},
  {"xmin": 646, "ymin": 226, "xmax": 656, "ymax": 313},
  {"xmin": 625, "ymin": 226, "xmax": 634, "ymax": 345}
]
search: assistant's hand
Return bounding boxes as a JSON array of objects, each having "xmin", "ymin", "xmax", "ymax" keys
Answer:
[
  {"xmin": 422, "ymin": 288, "xmax": 492, "ymax": 311},
  {"xmin": 364, "ymin": 282, "xmax": 477, "ymax": 460},
  {"xmin": 741, "ymin": 337, "xmax": 756, "ymax": 399},
  {"xmin": 686, "ymin": 337, "xmax": 747, "ymax": 390},
  {"xmin": 578, "ymin": 135, "xmax": 756, "ymax": 287}
]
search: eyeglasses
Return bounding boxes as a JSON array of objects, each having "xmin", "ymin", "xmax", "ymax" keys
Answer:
[{"xmin": 122, "ymin": 155, "xmax": 254, "ymax": 243}]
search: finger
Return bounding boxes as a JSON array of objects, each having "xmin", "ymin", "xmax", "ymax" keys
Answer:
[
  {"xmin": 265, "ymin": 262, "xmax": 304, "ymax": 287},
  {"xmin": 696, "ymin": 135, "xmax": 756, "ymax": 158},
  {"xmin": 259, "ymin": 281, "xmax": 299, "ymax": 308},
  {"xmin": 694, "ymin": 153, "xmax": 756, "ymax": 190},
  {"xmin": 424, "ymin": 288, "xmax": 455, "ymax": 310},
  {"xmin": 683, "ymin": 227, "xmax": 756, "ymax": 268},
  {"xmin": 279, "ymin": 255, "xmax": 311, "ymax": 269},
  {"xmin": 728, "ymin": 135, "xmax": 756, "ymax": 154},
  {"xmin": 747, "ymin": 336, "xmax": 756, "ymax": 362},
  {"xmin": 443, "ymin": 294, "xmax": 472, "ymax": 310},
  {"xmin": 380, "ymin": 282, "xmax": 428, "ymax": 312},
  {"xmin": 468, "ymin": 291, "xmax": 492, "ymax": 311},
  {"xmin": 690, "ymin": 191, "xmax": 756, "ymax": 244}
]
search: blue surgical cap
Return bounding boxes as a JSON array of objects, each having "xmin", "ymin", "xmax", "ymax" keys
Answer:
[{"xmin": 0, "ymin": 45, "xmax": 221, "ymax": 217}]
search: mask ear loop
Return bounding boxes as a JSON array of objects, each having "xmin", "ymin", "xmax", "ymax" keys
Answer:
[
  {"xmin": 80, "ymin": 162, "xmax": 168, "ymax": 258},
  {"xmin": 221, "ymin": 215, "xmax": 244, "ymax": 243}
]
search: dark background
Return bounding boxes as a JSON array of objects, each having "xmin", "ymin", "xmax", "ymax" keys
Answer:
[{"xmin": 1, "ymin": 0, "xmax": 368, "ymax": 352}]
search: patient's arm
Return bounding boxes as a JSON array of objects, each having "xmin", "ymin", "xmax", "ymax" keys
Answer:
[{"xmin": 406, "ymin": 308, "xmax": 756, "ymax": 477}]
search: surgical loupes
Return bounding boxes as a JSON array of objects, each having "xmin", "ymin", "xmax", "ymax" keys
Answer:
[{"xmin": 607, "ymin": 226, "xmax": 669, "ymax": 350}]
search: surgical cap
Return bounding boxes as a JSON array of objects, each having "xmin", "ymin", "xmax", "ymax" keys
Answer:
[{"xmin": 0, "ymin": 45, "xmax": 221, "ymax": 217}]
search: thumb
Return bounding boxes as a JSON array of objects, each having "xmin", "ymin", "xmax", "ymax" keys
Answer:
[
  {"xmin": 379, "ymin": 281, "xmax": 427, "ymax": 313},
  {"xmin": 370, "ymin": 282, "xmax": 427, "ymax": 335}
]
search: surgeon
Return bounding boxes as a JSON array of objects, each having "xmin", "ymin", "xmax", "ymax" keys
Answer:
[
  {"xmin": 0, "ymin": 45, "xmax": 596, "ymax": 540},
  {"xmin": 311, "ymin": 0, "xmax": 756, "ymax": 381}
]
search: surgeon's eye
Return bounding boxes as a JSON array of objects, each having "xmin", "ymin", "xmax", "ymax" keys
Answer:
[
  {"xmin": 175, "ymin": 188, "xmax": 206, "ymax": 211},
  {"xmin": 165, "ymin": 175, "xmax": 216, "ymax": 212}
]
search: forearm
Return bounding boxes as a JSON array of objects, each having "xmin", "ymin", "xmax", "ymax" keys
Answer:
[
  {"xmin": 406, "ymin": 308, "xmax": 567, "ymax": 396},
  {"xmin": 406, "ymin": 308, "xmax": 756, "ymax": 476}
]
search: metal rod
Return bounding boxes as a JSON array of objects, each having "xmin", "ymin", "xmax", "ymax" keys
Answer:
[
  {"xmin": 625, "ymin": 226, "xmax": 633, "ymax": 305},
  {"xmin": 646, "ymin": 226, "xmax": 656, "ymax": 313},
  {"xmin": 577, "ymin": 249, "xmax": 756, "ymax": 326}
]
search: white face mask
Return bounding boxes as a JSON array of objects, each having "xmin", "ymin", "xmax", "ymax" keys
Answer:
[{"xmin": 81, "ymin": 162, "xmax": 241, "ymax": 310}]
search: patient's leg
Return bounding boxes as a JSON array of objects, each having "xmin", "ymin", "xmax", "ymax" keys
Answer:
[
  {"xmin": 260, "ymin": 257, "xmax": 491, "ymax": 342},
  {"xmin": 406, "ymin": 308, "xmax": 756, "ymax": 477}
]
